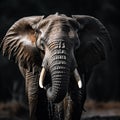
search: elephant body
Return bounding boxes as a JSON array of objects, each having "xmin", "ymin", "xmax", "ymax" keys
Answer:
[{"xmin": 1, "ymin": 13, "xmax": 112, "ymax": 120}]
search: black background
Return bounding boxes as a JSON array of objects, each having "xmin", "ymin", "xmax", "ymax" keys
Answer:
[{"xmin": 0, "ymin": 0, "xmax": 120, "ymax": 102}]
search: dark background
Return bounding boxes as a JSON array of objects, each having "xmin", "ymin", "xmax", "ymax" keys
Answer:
[{"xmin": 0, "ymin": 0, "xmax": 120, "ymax": 103}]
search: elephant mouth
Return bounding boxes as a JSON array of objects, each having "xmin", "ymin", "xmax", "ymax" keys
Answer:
[{"xmin": 39, "ymin": 67, "xmax": 82, "ymax": 90}]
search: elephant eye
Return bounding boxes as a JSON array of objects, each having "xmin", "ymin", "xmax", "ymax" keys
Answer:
[
  {"xmin": 35, "ymin": 29, "xmax": 42, "ymax": 38},
  {"xmin": 40, "ymin": 38, "xmax": 45, "ymax": 51},
  {"xmin": 62, "ymin": 25, "xmax": 70, "ymax": 32},
  {"xmin": 74, "ymin": 38, "xmax": 80, "ymax": 50}
]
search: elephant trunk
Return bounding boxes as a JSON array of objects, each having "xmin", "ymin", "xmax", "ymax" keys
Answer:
[{"xmin": 46, "ymin": 41, "xmax": 71, "ymax": 103}]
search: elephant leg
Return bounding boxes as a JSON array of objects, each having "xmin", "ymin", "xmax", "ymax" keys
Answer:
[
  {"xmin": 71, "ymin": 89, "xmax": 86, "ymax": 120},
  {"xmin": 26, "ymin": 70, "xmax": 39, "ymax": 120},
  {"xmin": 64, "ymin": 94, "xmax": 73, "ymax": 120},
  {"xmin": 53, "ymin": 101, "xmax": 64, "ymax": 120},
  {"xmin": 70, "ymin": 75, "xmax": 86, "ymax": 120},
  {"xmin": 53, "ymin": 94, "xmax": 73, "ymax": 120}
]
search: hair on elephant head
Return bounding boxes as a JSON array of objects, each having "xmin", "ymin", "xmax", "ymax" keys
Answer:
[{"xmin": 1, "ymin": 13, "xmax": 112, "ymax": 120}]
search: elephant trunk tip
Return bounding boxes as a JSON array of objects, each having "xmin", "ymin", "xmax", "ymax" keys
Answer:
[{"xmin": 46, "ymin": 84, "xmax": 68, "ymax": 103}]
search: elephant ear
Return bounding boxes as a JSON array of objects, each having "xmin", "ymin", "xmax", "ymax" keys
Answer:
[
  {"xmin": 1, "ymin": 16, "xmax": 44, "ymax": 73},
  {"xmin": 72, "ymin": 15, "xmax": 112, "ymax": 70}
]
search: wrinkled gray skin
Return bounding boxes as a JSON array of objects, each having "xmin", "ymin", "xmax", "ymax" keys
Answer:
[{"xmin": 1, "ymin": 13, "xmax": 112, "ymax": 120}]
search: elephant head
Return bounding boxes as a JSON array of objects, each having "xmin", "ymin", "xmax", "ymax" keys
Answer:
[{"xmin": 1, "ymin": 13, "xmax": 112, "ymax": 104}]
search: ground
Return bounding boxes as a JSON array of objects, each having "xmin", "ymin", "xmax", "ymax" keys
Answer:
[{"xmin": 0, "ymin": 100, "xmax": 120, "ymax": 120}]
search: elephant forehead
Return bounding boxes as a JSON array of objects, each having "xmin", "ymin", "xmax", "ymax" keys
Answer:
[
  {"xmin": 45, "ymin": 13, "xmax": 69, "ymax": 21},
  {"xmin": 40, "ymin": 15, "xmax": 72, "ymax": 29},
  {"xmin": 39, "ymin": 15, "xmax": 78, "ymax": 42},
  {"xmin": 40, "ymin": 20, "xmax": 71, "ymax": 37}
]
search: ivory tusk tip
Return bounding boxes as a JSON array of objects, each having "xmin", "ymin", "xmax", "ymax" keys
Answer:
[
  {"xmin": 40, "ymin": 86, "xmax": 44, "ymax": 88},
  {"xmin": 39, "ymin": 81, "xmax": 44, "ymax": 88},
  {"xmin": 74, "ymin": 68, "xmax": 82, "ymax": 88},
  {"xmin": 78, "ymin": 80, "xmax": 82, "ymax": 88}
]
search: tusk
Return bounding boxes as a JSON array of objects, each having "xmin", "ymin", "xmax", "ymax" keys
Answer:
[
  {"xmin": 39, "ymin": 67, "xmax": 46, "ymax": 88},
  {"xmin": 74, "ymin": 68, "xmax": 82, "ymax": 88}
]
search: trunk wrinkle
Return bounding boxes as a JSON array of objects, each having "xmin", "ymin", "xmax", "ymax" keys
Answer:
[{"xmin": 46, "ymin": 40, "xmax": 71, "ymax": 103}]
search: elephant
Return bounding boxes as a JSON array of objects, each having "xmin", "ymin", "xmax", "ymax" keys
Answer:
[{"xmin": 0, "ymin": 13, "xmax": 112, "ymax": 120}]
